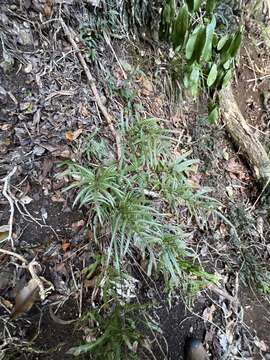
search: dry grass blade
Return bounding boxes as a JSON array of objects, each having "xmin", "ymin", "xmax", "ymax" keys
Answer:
[{"xmin": 60, "ymin": 19, "xmax": 121, "ymax": 161}]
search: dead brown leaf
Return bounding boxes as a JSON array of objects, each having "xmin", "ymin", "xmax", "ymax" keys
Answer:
[
  {"xmin": 225, "ymin": 158, "xmax": 247, "ymax": 179},
  {"xmin": 202, "ymin": 304, "xmax": 216, "ymax": 322},
  {"xmin": 62, "ymin": 242, "xmax": 70, "ymax": 252},
  {"xmin": 72, "ymin": 219, "xmax": 85, "ymax": 230},
  {"xmin": 11, "ymin": 278, "xmax": 40, "ymax": 319},
  {"xmin": 0, "ymin": 225, "xmax": 9, "ymax": 241},
  {"xmin": 79, "ymin": 103, "xmax": 91, "ymax": 117},
  {"xmin": 65, "ymin": 129, "xmax": 83, "ymax": 142},
  {"xmin": 45, "ymin": 90, "xmax": 75, "ymax": 102}
]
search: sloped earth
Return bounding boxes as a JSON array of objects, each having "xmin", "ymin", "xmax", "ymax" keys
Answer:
[{"xmin": 0, "ymin": 2, "xmax": 270, "ymax": 359}]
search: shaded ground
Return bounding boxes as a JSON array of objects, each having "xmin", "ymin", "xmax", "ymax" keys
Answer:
[{"xmin": 0, "ymin": 1, "xmax": 270, "ymax": 359}]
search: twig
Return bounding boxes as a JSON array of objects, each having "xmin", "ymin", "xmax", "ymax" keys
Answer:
[
  {"xmin": 0, "ymin": 167, "xmax": 17, "ymax": 248},
  {"xmin": 208, "ymin": 283, "xmax": 237, "ymax": 304},
  {"xmin": 103, "ymin": 31, "xmax": 127, "ymax": 80},
  {"xmin": 0, "ymin": 248, "xmax": 27, "ymax": 264},
  {"xmin": 60, "ymin": 19, "xmax": 121, "ymax": 160}
]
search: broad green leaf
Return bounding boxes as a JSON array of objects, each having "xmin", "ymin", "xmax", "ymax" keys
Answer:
[
  {"xmin": 207, "ymin": 63, "xmax": 218, "ymax": 87},
  {"xmin": 223, "ymin": 58, "xmax": 232, "ymax": 70},
  {"xmin": 222, "ymin": 68, "xmax": 233, "ymax": 88},
  {"xmin": 194, "ymin": 0, "xmax": 201, "ymax": 11},
  {"xmin": 185, "ymin": 25, "xmax": 202, "ymax": 60},
  {"xmin": 171, "ymin": 4, "xmax": 189, "ymax": 49},
  {"xmin": 189, "ymin": 64, "xmax": 200, "ymax": 98},
  {"xmin": 217, "ymin": 34, "xmax": 229, "ymax": 51},
  {"xmin": 185, "ymin": 0, "xmax": 194, "ymax": 12},
  {"xmin": 183, "ymin": 73, "xmax": 189, "ymax": 88},
  {"xmin": 193, "ymin": 26, "xmax": 206, "ymax": 62},
  {"xmin": 212, "ymin": 33, "xmax": 218, "ymax": 48},
  {"xmin": 228, "ymin": 30, "xmax": 242, "ymax": 57},
  {"xmin": 206, "ymin": 0, "xmax": 216, "ymax": 15},
  {"xmin": 201, "ymin": 16, "xmax": 216, "ymax": 62},
  {"xmin": 208, "ymin": 106, "xmax": 219, "ymax": 124}
]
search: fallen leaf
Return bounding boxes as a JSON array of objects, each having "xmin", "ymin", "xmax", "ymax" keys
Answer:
[
  {"xmin": 62, "ymin": 242, "xmax": 70, "ymax": 252},
  {"xmin": 86, "ymin": 0, "xmax": 101, "ymax": 7},
  {"xmin": 79, "ymin": 103, "xmax": 90, "ymax": 117},
  {"xmin": 0, "ymin": 225, "xmax": 9, "ymax": 241},
  {"xmin": 254, "ymin": 339, "xmax": 268, "ymax": 352},
  {"xmin": 20, "ymin": 195, "xmax": 33, "ymax": 205},
  {"xmin": 11, "ymin": 278, "xmax": 40, "ymax": 319},
  {"xmin": 72, "ymin": 219, "xmax": 85, "ymax": 230},
  {"xmin": 44, "ymin": 0, "xmax": 53, "ymax": 16},
  {"xmin": 202, "ymin": 304, "xmax": 216, "ymax": 322},
  {"xmin": 51, "ymin": 193, "xmax": 65, "ymax": 202},
  {"xmin": 225, "ymin": 158, "xmax": 247, "ymax": 179},
  {"xmin": 45, "ymin": 90, "xmax": 75, "ymax": 102},
  {"xmin": 141, "ymin": 77, "xmax": 153, "ymax": 92},
  {"xmin": 24, "ymin": 63, "xmax": 33, "ymax": 73},
  {"xmin": 65, "ymin": 129, "xmax": 83, "ymax": 142},
  {"xmin": 19, "ymin": 102, "xmax": 31, "ymax": 111}
]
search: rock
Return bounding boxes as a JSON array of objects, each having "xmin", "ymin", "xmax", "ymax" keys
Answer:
[{"xmin": 33, "ymin": 145, "xmax": 46, "ymax": 156}]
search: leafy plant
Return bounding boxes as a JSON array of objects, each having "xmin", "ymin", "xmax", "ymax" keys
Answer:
[
  {"xmin": 68, "ymin": 304, "xmax": 144, "ymax": 359},
  {"xmin": 63, "ymin": 163, "xmax": 124, "ymax": 231},
  {"xmin": 160, "ymin": 0, "xmax": 243, "ymax": 122},
  {"xmin": 64, "ymin": 117, "xmax": 218, "ymax": 287}
]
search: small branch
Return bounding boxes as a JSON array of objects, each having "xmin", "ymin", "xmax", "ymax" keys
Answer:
[
  {"xmin": 60, "ymin": 19, "xmax": 121, "ymax": 161},
  {"xmin": 0, "ymin": 167, "xmax": 17, "ymax": 248},
  {"xmin": 208, "ymin": 283, "xmax": 237, "ymax": 304},
  {"xmin": 0, "ymin": 248, "xmax": 27, "ymax": 264}
]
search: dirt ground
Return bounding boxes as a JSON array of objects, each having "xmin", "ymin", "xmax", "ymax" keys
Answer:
[{"xmin": 1, "ymin": 1, "xmax": 270, "ymax": 359}]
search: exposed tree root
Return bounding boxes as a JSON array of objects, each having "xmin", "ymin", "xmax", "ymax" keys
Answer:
[{"xmin": 220, "ymin": 85, "xmax": 270, "ymax": 183}]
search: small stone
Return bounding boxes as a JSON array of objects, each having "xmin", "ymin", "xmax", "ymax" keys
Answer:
[
  {"xmin": 24, "ymin": 63, "xmax": 33, "ymax": 73},
  {"xmin": 33, "ymin": 145, "xmax": 46, "ymax": 156}
]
